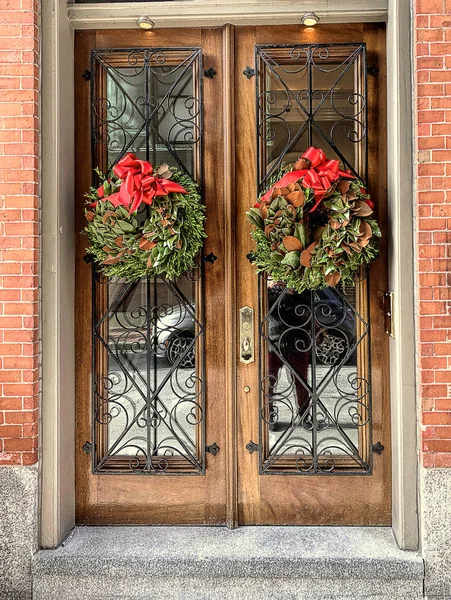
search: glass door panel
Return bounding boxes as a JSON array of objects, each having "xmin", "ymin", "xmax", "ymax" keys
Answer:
[
  {"xmin": 256, "ymin": 44, "xmax": 371, "ymax": 474},
  {"xmin": 91, "ymin": 48, "xmax": 205, "ymax": 474}
]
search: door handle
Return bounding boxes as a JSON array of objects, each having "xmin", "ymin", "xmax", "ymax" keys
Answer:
[{"xmin": 240, "ymin": 306, "xmax": 254, "ymax": 364}]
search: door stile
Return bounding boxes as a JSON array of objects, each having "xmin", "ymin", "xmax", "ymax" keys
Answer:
[
  {"xmin": 75, "ymin": 30, "xmax": 97, "ymax": 520},
  {"xmin": 234, "ymin": 26, "xmax": 261, "ymax": 524},
  {"xmin": 221, "ymin": 24, "xmax": 239, "ymax": 530}
]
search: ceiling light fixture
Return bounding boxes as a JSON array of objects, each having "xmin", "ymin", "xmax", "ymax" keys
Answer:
[
  {"xmin": 137, "ymin": 16, "xmax": 155, "ymax": 30},
  {"xmin": 301, "ymin": 12, "xmax": 319, "ymax": 26}
]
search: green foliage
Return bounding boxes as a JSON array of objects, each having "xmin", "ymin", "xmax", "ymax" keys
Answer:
[
  {"xmin": 247, "ymin": 171, "xmax": 381, "ymax": 292},
  {"xmin": 84, "ymin": 168, "xmax": 206, "ymax": 280}
]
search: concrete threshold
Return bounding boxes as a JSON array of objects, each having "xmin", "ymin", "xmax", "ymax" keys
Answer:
[{"xmin": 32, "ymin": 526, "xmax": 424, "ymax": 600}]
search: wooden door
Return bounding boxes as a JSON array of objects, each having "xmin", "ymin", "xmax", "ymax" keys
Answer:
[
  {"xmin": 75, "ymin": 28, "xmax": 231, "ymax": 525},
  {"xmin": 75, "ymin": 23, "xmax": 390, "ymax": 526},
  {"xmin": 235, "ymin": 24, "xmax": 390, "ymax": 525}
]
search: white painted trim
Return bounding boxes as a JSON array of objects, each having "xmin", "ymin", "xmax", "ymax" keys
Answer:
[
  {"xmin": 386, "ymin": 0, "xmax": 418, "ymax": 550},
  {"xmin": 40, "ymin": 0, "xmax": 75, "ymax": 548},
  {"xmin": 40, "ymin": 0, "xmax": 418, "ymax": 550},
  {"xmin": 67, "ymin": 0, "xmax": 388, "ymax": 29}
]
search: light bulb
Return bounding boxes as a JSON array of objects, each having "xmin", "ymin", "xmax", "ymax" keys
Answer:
[
  {"xmin": 301, "ymin": 12, "xmax": 319, "ymax": 27},
  {"xmin": 137, "ymin": 16, "xmax": 155, "ymax": 30}
]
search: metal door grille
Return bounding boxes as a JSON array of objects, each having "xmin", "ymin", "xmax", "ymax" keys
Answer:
[
  {"xmin": 90, "ymin": 48, "xmax": 205, "ymax": 474},
  {"xmin": 255, "ymin": 43, "xmax": 372, "ymax": 474}
]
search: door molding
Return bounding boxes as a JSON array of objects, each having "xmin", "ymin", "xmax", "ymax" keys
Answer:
[
  {"xmin": 67, "ymin": 1, "xmax": 388, "ymax": 30},
  {"xmin": 41, "ymin": 0, "xmax": 417, "ymax": 548},
  {"xmin": 222, "ymin": 24, "xmax": 239, "ymax": 529}
]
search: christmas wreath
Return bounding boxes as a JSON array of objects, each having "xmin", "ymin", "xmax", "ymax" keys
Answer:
[
  {"xmin": 84, "ymin": 153, "xmax": 206, "ymax": 280},
  {"xmin": 246, "ymin": 147, "xmax": 381, "ymax": 292}
]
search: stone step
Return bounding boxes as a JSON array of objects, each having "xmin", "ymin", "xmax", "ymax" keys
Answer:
[{"xmin": 32, "ymin": 526, "xmax": 424, "ymax": 600}]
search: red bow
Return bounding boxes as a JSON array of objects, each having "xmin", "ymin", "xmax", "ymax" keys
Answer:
[
  {"xmin": 102, "ymin": 153, "xmax": 187, "ymax": 214},
  {"xmin": 259, "ymin": 147, "xmax": 355, "ymax": 212}
]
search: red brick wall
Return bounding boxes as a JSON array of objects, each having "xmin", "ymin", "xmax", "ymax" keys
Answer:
[
  {"xmin": 416, "ymin": 0, "xmax": 451, "ymax": 467},
  {"xmin": 0, "ymin": 0, "xmax": 39, "ymax": 466},
  {"xmin": 0, "ymin": 1, "xmax": 449, "ymax": 470}
]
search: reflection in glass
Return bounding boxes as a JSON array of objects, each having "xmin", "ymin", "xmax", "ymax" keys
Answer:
[
  {"xmin": 261, "ymin": 278, "xmax": 369, "ymax": 471},
  {"xmin": 91, "ymin": 49, "xmax": 204, "ymax": 474},
  {"xmin": 258, "ymin": 44, "xmax": 366, "ymax": 185},
  {"xmin": 95, "ymin": 273, "xmax": 203, "ymax": 472},
  {"xmin": 257, "ymin": 44, "xmax": 371, "ymax": 474},
  {"xmin": 92, "ymin": 49, "xmax": 201, "ymax": 178}
]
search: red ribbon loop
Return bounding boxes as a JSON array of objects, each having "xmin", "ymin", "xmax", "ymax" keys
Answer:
[
  {"xmin": 259, "ymin": 146, "xmax": 355, "ymax": 212},
  {"xmin": 102, "ymin": 153, "xmax": 187, "ymax": 213}
]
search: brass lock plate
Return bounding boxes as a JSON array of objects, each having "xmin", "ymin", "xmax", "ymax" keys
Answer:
[
  {"xmin": 240, "ymin": 306, "xmax": 254, "ymax": 364},
  {"xmin": 384, "ymin": 291, "xmax": 395, "ymax": 338}
]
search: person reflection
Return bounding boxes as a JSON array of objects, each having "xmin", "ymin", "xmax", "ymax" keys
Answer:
[{"xmin": 267, "ymin": 280, "xmax": 310, "ymax": 432}]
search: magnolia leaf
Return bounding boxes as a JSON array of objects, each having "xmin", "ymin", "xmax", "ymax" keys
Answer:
[
  {"xmin": 260, "ymin": 204, "xmax": 269, "ymax": 220},
  {"xmin": 139, "ymin": 237, "xmax": 157, "ymax": 251},
  {"xmin": 337, "ymin": 180, "xmax": 350, "ymax": 195},
  {"xmin": 300, "ymin": 248, "xmax": 313, "ymax": 267},
  {"xmin": 294, "ymin": 222, "xmax": 307, "ymax": 247},
  {"xmin": 348, "ymin": 241, "xmax": 362, "ymax": 253},
  {"xmin": 283, "ymin": 235, "xmax": 303, "ymax": 252},
  {"xmin": 367, "ymin": 220, "xmax": 382, "ymax": 237},
  {"xmin": 103, "ymin": 254, "xmax": 121, "ymax": 265},
  {"xmin": 264, "ymin": 223, "xmax": 275, "ymax": 236},
  {"xmin": 102, "ymin": 210, "xmax": 116, "ymax": 225},
  {"xmin": 330, "ymin": 219, "xmax": 342, "ymax": 230},
  {"xmin": 353, "ymin": 200, "xmax": 373, "ymax": 217},
  {"xmin": 324, "ymin": 271, "xmax": 341, "ymax": 287},
  {"xmin": 285, "ymin": 191, "xmax": 304, "ymax": 207},
  {"xmin": 247, "ymin": 208, "xmax": 264, "ymax": 230},
  {"xmin": 359, "ymin": 220, "xmax": 373, "ymax": 239},
  {"xmin": 281, "ymin": 251, "xmax": 300, "ymax": 268},
  {"xmin": 117, "ymin": 219, "xmax": 136, "ymax": 233}
]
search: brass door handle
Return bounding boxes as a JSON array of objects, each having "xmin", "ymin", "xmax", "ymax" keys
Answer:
[{"xmin": 240, "ymin": 306, "xmax": 254, "ymax": 364}]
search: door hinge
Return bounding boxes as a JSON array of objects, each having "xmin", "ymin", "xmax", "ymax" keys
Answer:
[
  {"xmin": 204, "ymin": 252, "xmax": 218, "ymax": 264},
  {"xmin": 372, "ymin": 441, "xmax": 385, "ymax": 455},
  {"xmin": 206, "ymin": 442, "xmax": 220, "ymax": 456},
  {"xmin": 367, "ymin": 65, "xmax": 379, "ymax": 76},
  {"xmin": 82, "ymin": 441, "xmax": 92, "ymax": 454},
  {"xmin": 246, "ymin": 440, "xmax": 259, "ymax": 454},
  {"xmin": 204, "ymin": 67, "xmax": 217, "ymax": 79},
  {"xmin": 82, "ymin": 70, "xmax": 91, "ymax": 81},
  {"xmin": 243, "ymin": 66, "xmax": 256, "ymax": 79},
  {"xmin": 384, "ymin": 291, "xmax": 395, "ymax": 338}
]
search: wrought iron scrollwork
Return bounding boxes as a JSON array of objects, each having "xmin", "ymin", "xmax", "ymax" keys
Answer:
[
  {"xmin": 256, "ymin": 44, "xmax": 372, "ymax": 475},
  {"xmin": 258, "ymin": 280, "xmax": 371, "ymax": 474},
  {"xmin": 91, "ymin": 48, "xmax": 202, "ymax": 179},
  {"xmin": 93, "ymin": 275, "xmax": 205, "ymax": 474},
  {"xmin": 91, "ymin": 48, "xmax": 204, "ymax": 475},
  {"xmin": 256, "ymin": 43, "xmax": 367, "ymax": 185}
]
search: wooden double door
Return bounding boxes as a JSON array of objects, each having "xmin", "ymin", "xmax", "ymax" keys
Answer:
[{"xmin": 75, "ymin": 23, "xmax": 390, "ymax": 526}]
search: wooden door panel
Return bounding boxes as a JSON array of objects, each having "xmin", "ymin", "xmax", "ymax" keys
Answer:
[
  {"xmin": 235, "ymin": 24, "xmax": 390, "ymax": 525},
  {"xmin": 75, "ymin": 28, "xmax": 228, "ymax": 525}
]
